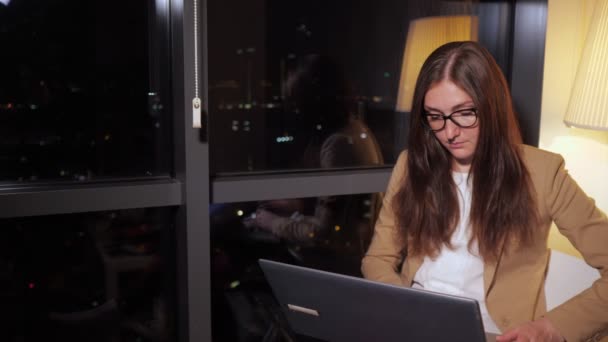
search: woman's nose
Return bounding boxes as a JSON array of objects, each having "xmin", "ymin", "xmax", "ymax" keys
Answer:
[{"xmin": 444, "ymin": 119, "xmax": 461, "ymax": 140}]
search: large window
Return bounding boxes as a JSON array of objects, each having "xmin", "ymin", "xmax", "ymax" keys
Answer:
[
  {"xmin": 0, "ymin": 0, "xmax": 172, "ymax": 183},
  {"xmin": 207, "ymin": 0, "xmax": 514, "ymax": 174},
  {"xmin": 0, "ymin": 0, "xmax": 187, "ymax": 341},
  {"xmin": 210, "ymin": 193, "xmax": 380, "ymax": 341},
  {"xmin": 0, "ymin": 208, "xmax": 177, "ymax": 341}
]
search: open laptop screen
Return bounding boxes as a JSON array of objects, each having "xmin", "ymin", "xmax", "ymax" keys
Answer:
[{"xmin": 259, "ymin": 258, "xmax": 496, "ymax": 342}]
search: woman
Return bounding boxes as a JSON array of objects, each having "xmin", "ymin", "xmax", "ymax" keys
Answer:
[{"xmin": 362, "ymin": 41, "xmax": 608, "ymax": 342}]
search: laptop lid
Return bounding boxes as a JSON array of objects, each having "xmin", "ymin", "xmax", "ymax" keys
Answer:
[{"xmin": 259, "ymin": 258, "xmax": 495, "ymax": 342}]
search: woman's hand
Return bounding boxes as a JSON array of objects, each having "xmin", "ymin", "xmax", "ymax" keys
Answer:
[{"xmin": 496, "ymin": 317, "xmax": 564, "ymax": 342}]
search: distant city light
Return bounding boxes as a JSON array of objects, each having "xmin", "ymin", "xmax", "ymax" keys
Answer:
[
  {"xmin": 276, "ymin": 136, "xmax": 294, "ymax": 143},
  {"xmin": 236, "ymin": 210, "xmax": 244, "ymax": 216}
]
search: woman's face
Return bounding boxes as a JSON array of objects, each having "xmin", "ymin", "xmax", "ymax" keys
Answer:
[{"xmin": 423, "ymin": 79, "xmax": 479, "ymax": 172}]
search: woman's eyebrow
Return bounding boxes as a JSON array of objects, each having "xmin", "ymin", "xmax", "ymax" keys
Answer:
[{"xmin": 424, "ymin": 102, "xmax": 475, "ymax": 113}]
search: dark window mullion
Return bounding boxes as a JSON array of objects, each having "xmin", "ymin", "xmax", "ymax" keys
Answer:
[
  {"xmin": 211, "ymin": 168, "xmax": 393, "ymax": 204},
  {"xmin": 0, "ymin": 180, "xmax": 182, "ymax": 218}
]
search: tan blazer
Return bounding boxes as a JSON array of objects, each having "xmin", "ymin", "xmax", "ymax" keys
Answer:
[{"xmin": 362, "ymin": 145, "xmax": 608, "ymax": 341}]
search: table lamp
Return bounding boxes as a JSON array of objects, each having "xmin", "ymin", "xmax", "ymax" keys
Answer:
[
  {"xmin": 395, "ymin": 15, "xmax": 479, "ymax": 113},
  {"xmin": 564, "ymin": 0, "xmax": 608, "ymax": 131}
]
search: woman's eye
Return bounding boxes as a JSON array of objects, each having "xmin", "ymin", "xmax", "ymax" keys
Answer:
[
  {"xmin": 454, "ymin": 110, "xmax": 476, "ymax": 117},
  {"xmin": 428, "ymin": 115, "xmax": 443, "ymax": 121}
]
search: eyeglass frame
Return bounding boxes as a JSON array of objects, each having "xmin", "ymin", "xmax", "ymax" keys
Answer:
[{"xmin": 422, "ymin": 107, "xmax": 479, "ymax": 132}]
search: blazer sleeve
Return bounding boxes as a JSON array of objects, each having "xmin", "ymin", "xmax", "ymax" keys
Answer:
[
  {"xmin": 542, "ymin": 154, "xmax": 608, "ymax": 341},
  {"xmin": 361, "ymin": 150, "xmax": 408, "ymax": 286}
]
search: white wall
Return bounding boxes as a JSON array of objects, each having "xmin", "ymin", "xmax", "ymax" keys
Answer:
[{"xmin": 540, "ymin": 0, "xmax": 608, "ymax": 257}]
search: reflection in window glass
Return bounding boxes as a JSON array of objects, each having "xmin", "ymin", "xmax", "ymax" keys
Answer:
[
  {"xmin": 210, "ymin": 193, "xmax": 381, "ymax": 341},
  {"xmin": 0, "ymin": 208, "xmax": 176, "ymax": 342},
  {"xmin": 208, "ymin": 0, "xmax": 513, "ymax": 174},
  {"xmin": 0, "ymin": 0, "xmax": 172, "ymax": 183}
]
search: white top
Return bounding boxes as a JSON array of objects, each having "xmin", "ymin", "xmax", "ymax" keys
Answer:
[{"xmin": 412, "ymin": 172, "xmax": 501, "ymax": 334}]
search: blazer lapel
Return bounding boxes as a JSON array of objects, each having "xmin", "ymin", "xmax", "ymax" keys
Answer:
[
  {"xmin": 484, "ymin": 259, "xmax": 498, "ymax": 296},
  {"xmin": 484, "ymin": 241, "xmax": 506, "ymax": 297}
]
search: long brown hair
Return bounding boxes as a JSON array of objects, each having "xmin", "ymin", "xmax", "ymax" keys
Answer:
[{"xmin": 394, "ymin": 41, "xmax": 538, "ymax": 261}]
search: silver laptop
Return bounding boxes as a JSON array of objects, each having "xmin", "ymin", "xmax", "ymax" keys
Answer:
[{"xmin": 259, "ymin": 259, "xmax": 498, "ymax": 342}]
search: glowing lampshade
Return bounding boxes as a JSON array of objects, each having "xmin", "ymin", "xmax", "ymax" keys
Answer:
[
  {"xmin": 564, "ymin": 0, "xmax": 608, "ymax": 131},
  {"xmin": 395, "ymin": 16, "xmax": 478, "ymax": 112}
]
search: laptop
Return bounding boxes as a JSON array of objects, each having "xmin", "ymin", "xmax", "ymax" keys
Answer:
[{"xmin": 259, "ymin": 259, "xmax": 498, "ymax": 342}]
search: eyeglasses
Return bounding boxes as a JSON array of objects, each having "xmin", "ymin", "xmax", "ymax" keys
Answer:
[{"xmin": 423, "ymin": 108, "xmax": 478, "ymax": 132}]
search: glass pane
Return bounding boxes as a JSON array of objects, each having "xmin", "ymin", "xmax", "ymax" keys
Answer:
[
  {"xmin": 208, "ymin": 0, "xmax": 513, "ymax": 174},
  {"xmin": 0, "ymin": 208, "xmax": 176, "ymax": 342},
  {"xmin": 0, "ymin": 0, "xmax": 172, "ymax": 183},
  {"xmin": 210, "ymin": 193, "xmax": 381, "ymax": 341}
]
